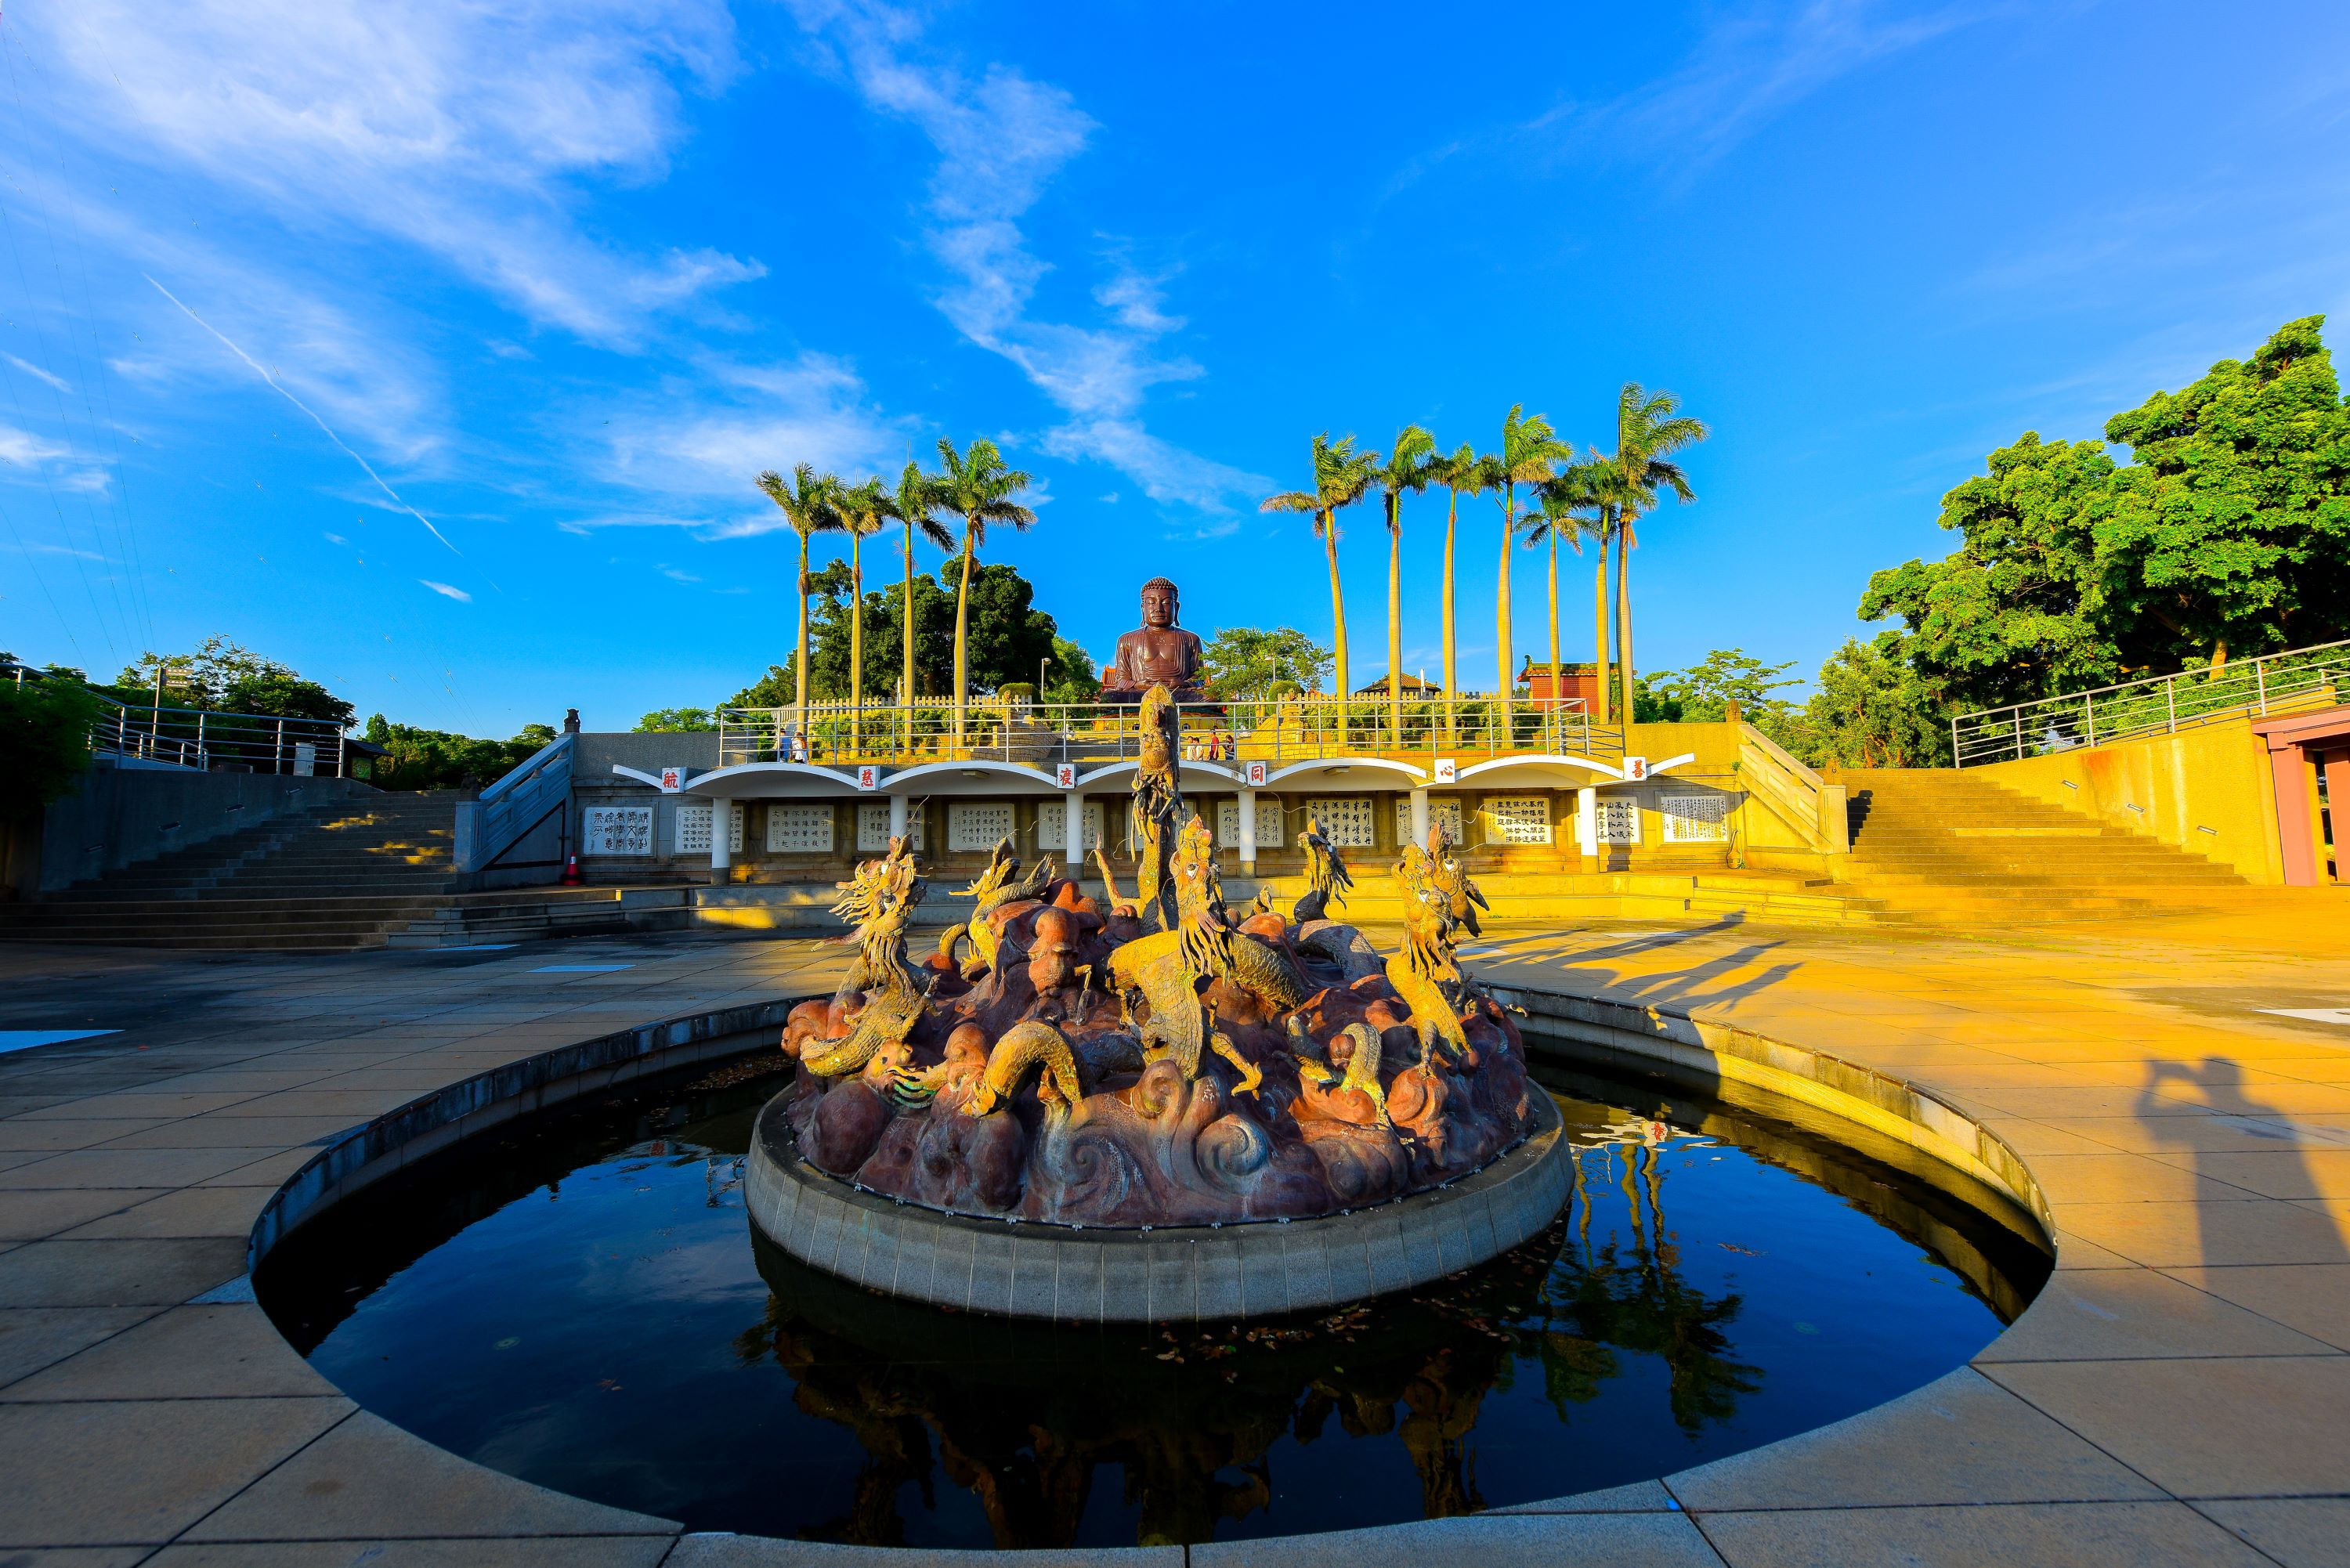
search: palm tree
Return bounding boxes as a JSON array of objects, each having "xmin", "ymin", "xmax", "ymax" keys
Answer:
[
  {"xmin": 1373, "ymin": 425, "xmax": 1437, "ymax": 739},
  {"xmin": 1533, "ymin": 460, "xmax": 1622, "ymax": 724},
  {"xmin": 754, "ymin": 463, "xmax": 842, "ymax": 751},
  {"xmin": 1596, "ymin": 385, "xmax": 1708, "ymax": 723},
  {"xmin": 1261, "ymin": 432, "xmax": 1379, "ymax": 708},
  {"xmin": 833, "ymin": 476, "xmax": 894, "ymax": 743},
  {"xmin": 1426, "ymin": 443, "xmax": 1495, "ymax": 725},
  {"xmin": 1491, "ymin": 406, "xmax": 1571, "ymax": 739},
  {"xmin": 890, "ymin": 459, "xmax": 953, "ymax": 728},
  {"xmin": 934, "ymin": 438, "xmax": 1036, "ymax": 746}
]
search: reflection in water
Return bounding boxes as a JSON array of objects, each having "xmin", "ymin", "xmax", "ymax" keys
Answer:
[{"xmin": 257, "ymin": 1052, "xmax": 2048, "ymax": 1549}]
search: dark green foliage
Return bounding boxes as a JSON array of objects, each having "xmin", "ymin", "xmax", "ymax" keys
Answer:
[
  {"xmin": 114, "ymin": 637, "xmax": 354, "ymax": 725},
  {"xmin": 360, "ymin": 714, "xmax": 555, "ymax": 789},
  {"xmin": 1042, "ymin": 636, "xmax": 1100, "ymax": 705},
  {"xmin": 1633, "ymin": 649, "xmax": 1801, "ymax": 724},
  {"xmin": 0, "ymin": 674, "xmax": 101, "ymax": 821},
  {"xmin": 731, "ymin": 563, "xmax": 1061, "ymax": 706},
  {"xmin": 636, "ymin": 708, "xmax": 718, "ymax": 732},
  {"xmin": 1790, "ymin": 635, "xmax": 1950, "ymax": 768},
  {"xmin": 1199, "ymin": 627, "xmax": 1334, "ymax": 699},
  {"xmin": 1864, "ymin": 317, "xmax": 2350, "ymax": 719}
]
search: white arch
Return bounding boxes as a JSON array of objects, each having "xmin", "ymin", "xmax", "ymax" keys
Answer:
[
  {"xmin": 671, "ymin": 760, "xmax": 870, "ymax": 797},
  {"xmin": 1074, "ymin": 759, "xmax": 1242, "ymax": 789},
  {"xmin": 1261, "ymin": 757, "xmax": 1429, "ymax": 788},
  {"xmin": 879, "ymin": 759, "xmax": 1063, "ymax": 793},
  {"xmin": 1452, "ymin": 753, "xmax": 1624, "ymax": 785}
]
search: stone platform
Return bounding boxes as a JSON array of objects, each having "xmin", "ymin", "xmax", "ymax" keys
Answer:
[
  {"xmin": 3, "ymin": 898, "xmax": 2349, "ymax": 1564},
  {"xmin": 743, "ymin": 1085, "xmax": 1571, "ymax": 1321}
]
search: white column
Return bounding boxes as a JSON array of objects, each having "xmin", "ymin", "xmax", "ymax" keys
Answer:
[
  {"xmin": 1238, "ymin": 787, "xmax": 1258, "ymax": 875},
  {"xmin": 1062, "ymin": 789, "xmax": 1084, "ymax": 869},
  {"xmin": 1576, "ymin": 786, "xmax": 1598, "ymax": 859},
  {"xmin": 710, "ymin": 797, "xmax": 733, "ymax": 883},
  {"xmin": 888, "ymin": 793, "xmax": 909, "ymax": 844},
  {"xmin": 1409, "ymin": 786, "xmax": 1431, "ymax": 848}
]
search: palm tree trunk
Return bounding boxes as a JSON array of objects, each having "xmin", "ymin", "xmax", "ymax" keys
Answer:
[
  {"xmin": 1386, "ymin": 497, "xmax": 1402, "ymax": 746},
  {"xmin": 794, "ymin": 532, "xmax": 812, "ymax": 749},
  {"xmin": 849, "ymin": 529, "xmax": 864, "ymax": 751},
  {"xmin": 1322, "ymin": 512, "xmax": 1349, "ymax": 715},
  {"xmin": 952, "ymin": 525, "xmax": 975, "ymax": 749},
  {"xmin": 901, "ymin": 523, "xmax": 916, "ymax": 750},
  {"xmin": 1546, "ymin": 527, "xmax": 1560, "ymax": 714},
  {"xmin": 1495, "ymin": 486, "xmax": 1514, "ymax": 743},
  {"xmin": 1441, "ymin": 489, "xmax": 1458, "ymax": 736},
  {"xmin": 1615, "ymin": 518, "xmax": 1634, "ymax": 728},
  {"xmin": 1593, "ymin": 522, "xmax": 1612, "ymax": 727}
]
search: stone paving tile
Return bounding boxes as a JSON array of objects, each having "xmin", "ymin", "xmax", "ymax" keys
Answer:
[
  {"xmin": 0, "ymin": 1188, "xmax": 168, "ymax": 1241},
  {"xmin": 2044, "ymin": 1196, "xmax": 2350, "ymax": 1267},
  {"xmin": 0, "ymin": 1147, "xmax": 293, "ymax": 1190},
  {"xmin": 182, "ymin": 1410, "xmax": 674, "ymax": 1541},
  {"xmin": 1974, "ymin": 1267, "xmax": 2340, "ymax": 1361},
  {"xmin": 0, "ymin": 1549, "xmax": 155, "ymax": 1566},
  {"xmin": 194, "ymin": 1148, "xmax": 328, "ymax": 1188},
  {"xmin": 147, "ymin": 1541, "xmax": 678, "ymax": 1568},
  {"xmin": 14, "ymin": 1092, "xmax": 269, "ymax": 1121},
  {"xmin": 2163, "ymin": 1263, "xmax": 2350, "ymax": 1350},
  {"xmin": 0, "ymin": 1396, "xmax": 352, "ymax": 1547},
  {"xmin": 1663, "ymin": 1367, "xmax": 2161, "ymax": 1512},
  {"xmin": 0, "ymin": 1120, "xmax": 175, "ymax": 1154},
  {"xmin": 94, "ymin": 1116, "xmax": 366, "ymax": 1151},
  {"xmin": 59, "ymin": 1186, "xmax": 270, "ymax": 1240},
  {"xmin": 2157, "ymin": 1147, "xmax": 2350, "ymax": 1200},
  {"xmin": 2030, "ymin": 1113, "xmax": 2347, "ymax": 1155},
  {"xmin": 1693, "ymin": 1500, "xmax": 2272, "ymax": 1567},
  {"xmin": 0, "ymin": 1306, "xmax": 158, "ymax": 1388},
  {"xmin": 0, "ymin": 1237, "xmax": 244, "ymax": 1307},
  {"xmin": 1180, "ymin": 1512, "xmax": 1722, "ymax": 1566},
  {"xmin": 1985, "ymin": 1355, "xmax": 2350, "ymax": 1498},
  {"xmin": 2194, "ymin": 1497, "xmax": 2350, "ymax": 1568},
  {"xmin": 1, "ymin": 1304, "xmax": 334, "ymax": 1401},
  {"xmin": 2008, "ymin": 1151, "xmax": 2269, "ymax": 1204}
]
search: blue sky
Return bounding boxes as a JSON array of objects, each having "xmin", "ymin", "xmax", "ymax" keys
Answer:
[{"xmin": 3, "ymin": 0, "xmax": 2348, "ymax": 735}]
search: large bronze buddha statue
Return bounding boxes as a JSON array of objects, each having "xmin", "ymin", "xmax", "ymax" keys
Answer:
[{"xmin": 1101, "ymin": 576, "xmax": 1208, "ymax": 704}]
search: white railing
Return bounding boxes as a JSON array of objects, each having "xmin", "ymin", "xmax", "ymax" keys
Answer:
[
  {"xmin": 1951, "ymin": 638, "xmax": 2348, "ymax": 768},
  {"xmin": 0, "ymin": 663, "xmax": 353, "ymax": 777},
  {"xmin": 714, "ymin": 692, "xmax": 1620, "ymax": 770},
  {"xmin": 455, "ymin": 731, "xmax": 573, "ymax": 873}
]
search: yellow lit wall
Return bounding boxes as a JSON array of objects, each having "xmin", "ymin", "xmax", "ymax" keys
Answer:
[{"xmin": 1972, "ymin": 715, "xmax": 2286, "ymax": 883}]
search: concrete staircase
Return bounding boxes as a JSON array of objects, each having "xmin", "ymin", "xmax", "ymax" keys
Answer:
[
  {"xmin": 0, "ymin": 792, "xmax": 465, "ymax": 952},
  {"xmin": 1835, "ymin": 768, "xmax": 2249, "ymax": 923}
]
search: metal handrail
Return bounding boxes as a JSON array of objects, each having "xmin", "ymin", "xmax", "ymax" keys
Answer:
[
  {"xmin": 712, "ymin": 692, "xmax": 1621, "ymax": 771},
  {"xmin": 21, "ymin": 677, "xmax": 355, "ymax": 778},
  {"xmin": 1950, "ymin": 638, "xmax": 2350, "ymax": 768}
]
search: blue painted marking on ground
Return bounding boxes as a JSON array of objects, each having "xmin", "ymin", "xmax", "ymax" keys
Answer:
[
  {"xmin": 437, "ymin": 945, "xmax": 519, "ymax": 952},
  {"xmin": 530, "ymin": 964, "xmax": 634, "ymax": 974},
  {"xmin": 0, "ymin": 1028, "xmax": 121, "ymax": 1056}
]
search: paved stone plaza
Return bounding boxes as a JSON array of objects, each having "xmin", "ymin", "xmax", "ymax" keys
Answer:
[{"xmin": 3, "ymin": 909, "xmax": 2349, "ymax": 1566}]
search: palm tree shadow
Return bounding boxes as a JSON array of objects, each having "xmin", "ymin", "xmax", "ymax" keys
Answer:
[
  {"xmin": 2137, "ymin": 1057, "xmax": 2350, "ymax": 1269},
  {"xmin": 1559, "ymin": 935, "xmax": 1799, "ymax": 1019}
]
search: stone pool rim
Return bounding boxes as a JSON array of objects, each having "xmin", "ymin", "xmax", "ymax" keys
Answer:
[{"xmin": 740, "ymin": 1085, "xmax": 1575, "ymax": 1321}]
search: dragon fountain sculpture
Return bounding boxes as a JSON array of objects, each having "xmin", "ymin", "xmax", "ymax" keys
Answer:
[{"xmin": 778, "ymin": 683, "xmax": 1538, "ymax": 1227}]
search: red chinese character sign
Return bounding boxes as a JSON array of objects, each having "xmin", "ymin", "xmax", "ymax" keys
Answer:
[
  {"xmin": 1243, "ymin": 760, "xmax": 1269, "ymax": 787},
  {"xmin": 1433, "ymin": 758, "xmax": 1457, "ymax": 784},
  {"xmin": 1054, "ymin": 763, "xmax": 1078, "ymax": 789},
  {"xmin": 855, "ymin": 765, "xmax": 880, "ymax": 791},
  {"xmin": 659, "ymin": 766, "xmax": 685, "ymax": 793},
  {"xmin": 1622, "ymin": 756, "xmax": 1650, "ymax": 782}
]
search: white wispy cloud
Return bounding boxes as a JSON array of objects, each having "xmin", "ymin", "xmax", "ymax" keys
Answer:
[
  {"xmin": 784, "ymin": 0, "xmax": 1268, "ymax": 513},
  {"xmin": 0, "ymin": 425, "xmax": 70, "ymax": 467},
  {"xmin": 3, "ymin": 354, "xmax": 70, "ymax": 393},
  {"xmin": 419, "ymin": 579, "xmax": 472, "ymax": 602},
  {"xmin": 26, "ymin": 0, "xmax": 762, "ymax": 347},
  {"xmin": 595, "ymin": 353, "xmax": 905, "ymax": 536}
]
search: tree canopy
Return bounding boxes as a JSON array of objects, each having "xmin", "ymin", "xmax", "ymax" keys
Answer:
[
  {"xmin": 1199, "ymin": 626, "xmax": 1334, "ymax": 699},
  {"xmin": 728, "ymin": 561, "xmax": 1061, "ymax": 707},
  {"xmin": 360, "ymin": 715, "xmax": 557, "ymax": 789},
  {"xmin": 112, "ymin": 636, "xmax": 354, "ymax": 725}
]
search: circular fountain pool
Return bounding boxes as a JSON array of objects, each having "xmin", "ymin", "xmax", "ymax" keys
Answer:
[{"xmin": 254, "ymin": 1047, "xmax": 2049, "ymax": 1549}]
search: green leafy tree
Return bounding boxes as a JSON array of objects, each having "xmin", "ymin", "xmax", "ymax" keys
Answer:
[
  {"xmin": 634, "ymin": 708, "xmax": 717, "ymax": 732},
  {"xmin": 1041, "ymin": 636, "xmax": 1101, "ymax": 705},
  {"xmin": 1491, "ymin": 406, "xmax": 1572, "ymax": 730},
  {"xmin": 750, "ymin": 562, "xmax": 1061, "ymax": 706},
  {"xmin": 359, "ymin": 714, "xmax": 552, "ymax": 789},
  {"xmin": 1859, "ymin": 431, "xmax": 2117, "ymax": 714},
  {"xmin": 1426, "ymin": 443, "xmax": 1495, "ymax": 710},
  {"xmin": 891, "ymin": 459, "xmax": 955, "ymax": 706},
  {"xmin": 1789, "ymin": 634, "xmax": 1950, "ymax": 768},
  {"xmin": 115, "ymin": 637, "xmax": 352, "ymax": 725},
  {"xmin": 1373, "ymin": 425, "xmax": 1437, "ymax": 732},
  {"xmin": 754, "ymin": 464, "xmax": 843, "ymax": 741},
  {"xmin": 2097, "ymin": 315, "xmax": 2350, "ymax": 668},
  {"xmin": 1261, "ymin": 432, "xmax": 1380, "ymax": 699},
  {"xmin": 0, "ymin": 673, "xmax": 101, "ymax": 822},
  {"xmin": 1199, "ymin": 626, "xmax": 1334, "ymax": 700},
  {"xmin": 1636, "ymin": 649, "xmax": 1802, "ymax": 724},
  {"xmin": 1595, "ymin": 385, "xmax": 1708, "ymax": 721},
  {"xmin": 935, "ymin": 439, "xmax": 1037, "ymax": 741}
]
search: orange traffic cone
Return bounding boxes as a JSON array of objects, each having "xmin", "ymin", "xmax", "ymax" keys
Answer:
[{"xmin": 560, "ymin": 851, "xmax": 583, "ymax": 886}]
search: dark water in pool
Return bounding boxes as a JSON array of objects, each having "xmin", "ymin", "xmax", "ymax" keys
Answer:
[{"xmin": 256, "ymin": 1052, "xmax": 2049, "ymax": 1548}]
